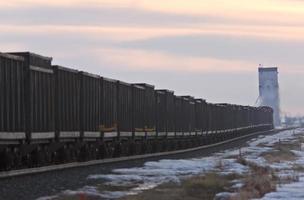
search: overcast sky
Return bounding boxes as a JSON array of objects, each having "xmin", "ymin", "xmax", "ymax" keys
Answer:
[{"xmin": 1, "ymin": 0, "xmax": 303, "ymax": 116}]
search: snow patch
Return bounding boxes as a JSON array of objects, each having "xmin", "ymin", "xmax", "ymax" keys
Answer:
[{"xmin": 258, "ymin": 177, "xmax": 304, "ymax": 200}]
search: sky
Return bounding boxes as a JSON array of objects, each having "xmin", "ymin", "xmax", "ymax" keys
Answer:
[{"xmin": 1, "ymin": 0, "xmax": 303, "ymax": 116}]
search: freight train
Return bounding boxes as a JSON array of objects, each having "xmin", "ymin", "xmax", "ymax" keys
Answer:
[{"xmin": 0, "ymin": 52, "xmax": 274, "ymax": 171}]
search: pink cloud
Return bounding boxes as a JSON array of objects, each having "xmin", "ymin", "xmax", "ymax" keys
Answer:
[
  {"xmin": 95, "ymin": 48, "xmax": 256, "ymax": 73},
  {"xmin": 2, "ymin": 24, "xmax": 304, "ymax": 42}
]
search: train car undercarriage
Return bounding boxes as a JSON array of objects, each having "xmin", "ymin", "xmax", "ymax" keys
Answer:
[{"xmin": 0, "ymin": 125, "xmax": 272, "ymax": 171}]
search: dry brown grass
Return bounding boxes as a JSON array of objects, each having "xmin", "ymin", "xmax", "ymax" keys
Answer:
[
  {"xmin": 292, "ymin": 164, "xmax": 304, "ymax": 172},
  {"xmin": 278, "ymin": 173, "xmax": 299, "ymax": 185},
  {"xmin": 261, "ymin": 143, "xmax": 297, "ymax": 163},
  {"xmin": 122, "ymin": 156, "xmax": 279, "ymax": 200},
  {"xmin": 121, "ymin": 184, "xmax": 194, "ymax": 200},
  {"xmin": 183, "ymin": 172, "xmax": 229, "ymax": 199},
  {"xmin": 121, "ymin": 172, "xmax": 238, "ymax": 200},
  {"xmin": 237, "ymin": 168, "xmax": 276, "ymax": 199},
  {"xmin": 58, "ymin": 194, "xmax": 88, "ymax": 200},
  {"xmin": 231, "ymin": 157, "xmax": 277, "ymax": 200},
  {"xmin": 96, "ymin": 183, "xmax": 135, "ymax": 192}
]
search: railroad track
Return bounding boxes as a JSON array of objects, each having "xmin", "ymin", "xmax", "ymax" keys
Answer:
[{"xmin": 0, "ymin": 128, "xmax": 291, "ymax": 179}]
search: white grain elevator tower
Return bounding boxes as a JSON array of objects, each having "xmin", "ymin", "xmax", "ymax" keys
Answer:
[{"xmin": 258, "ymin": 66, "xmax": 281, "ymax": 127}]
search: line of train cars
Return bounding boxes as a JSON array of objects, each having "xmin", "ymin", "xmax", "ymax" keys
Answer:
[{"xmin": 0, "ymin": 52, "xmax": 274, "ymax": 170}]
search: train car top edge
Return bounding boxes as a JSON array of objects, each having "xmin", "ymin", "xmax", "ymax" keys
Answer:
[
  {"xmin": 6, "ymin": 51, "xmax": 53, "ymax": 62},
  {"xmin": 80, "ymin": 71, "xmax": 101, "ymax": 79},
  {"xmin": 131, "ymin": 84, "xmax": 145, "ymax": 90},
  {"xmin": 118, "ymin": 80, "xmax": 131, "ymax": 86},
  {"xmin": 0, "ymin": 52, "xmax": 25, "ymax": 61},
  {"xmin": 103, "ymin": 77, "xmax": 117, "ymax": 83},
  {"xmin": 156, "ymin": 89, "xmax": 174, "ymax": 94},
  {"xmin": 134, "ymin": 83, "xmax": 155, "ymax": 89},
  {"xmin": 52, "ymin": 65, "xmax": 79, "ymax": 73},
  {"xmin": 195, "ymin": 98, "xmax": 206, "ymax": 103}
]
